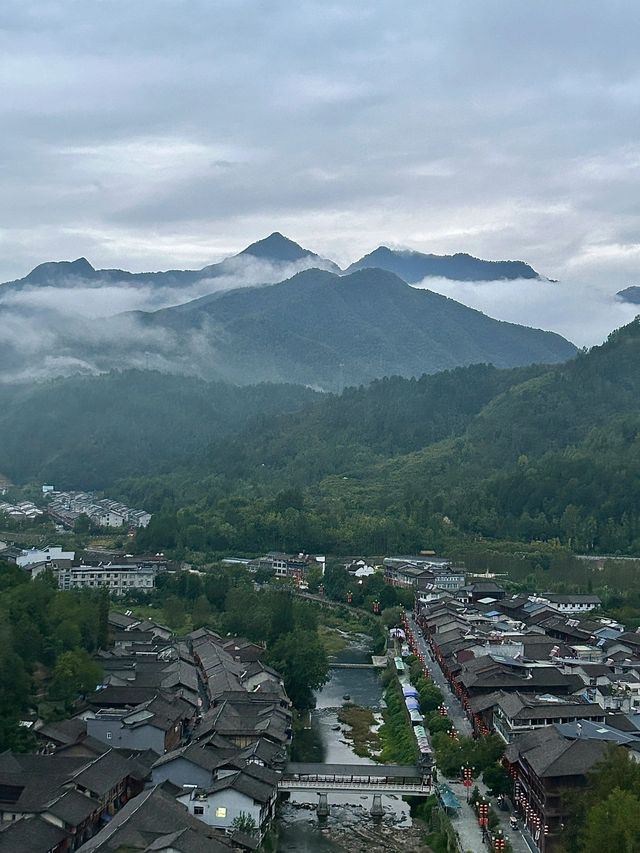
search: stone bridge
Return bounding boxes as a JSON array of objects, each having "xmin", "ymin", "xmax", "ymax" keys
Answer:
[{"xmin": 279, "ymin": 762, "xmax": 432, "ymax": 817}]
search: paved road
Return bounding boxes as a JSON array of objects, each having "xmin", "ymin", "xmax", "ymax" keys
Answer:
[{"xmin": 405, "ymin": 612, "xmax": 534, "ymax": 853}]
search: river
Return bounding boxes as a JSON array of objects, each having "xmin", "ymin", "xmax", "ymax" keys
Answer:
[{"xmin": 278, "ymin": 636, "xmax": 415, "ymax": 852}]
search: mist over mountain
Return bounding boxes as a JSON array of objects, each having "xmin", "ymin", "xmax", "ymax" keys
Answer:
[
  {"xmin": 0, "ymin": 233, "xmax": 339, "ymax": 294},
  {"xmin": 347, "ymin": 246, "xmax": 541, "ymax": 282},
  {"xmin": 110, "ymin": 267, "xmax": 575, "ymax": 388},
  {"xmin": 0, "ymin": 235, "xmax": 575, "ymax": 385}
]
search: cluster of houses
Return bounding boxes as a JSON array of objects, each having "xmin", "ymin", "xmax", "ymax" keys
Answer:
[
  {"xmin": 0, "ymin": 612, "xmax": 291, "ymax": 852},
  {"xmin": 414, "ymin": 586, "xmax": 640, "ymax": 852},
  {"xmin": 46, "ymin": 491, "xmax": 151, "ymax": 530},
  {"xmin": 0, "ymin": 498, "xmax": 44, "ymax": 523},
  {"xmin": 224, "ymin": 551, "xmax": 326, "ymax": 586},
  {"xmin": 384, "ymin": 556, "xmax": 467, "ymax": 593}
]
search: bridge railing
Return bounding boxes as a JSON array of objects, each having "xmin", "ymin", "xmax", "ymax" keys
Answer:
[{"xmin": 279, "ymin": 779, "xmax": 432, "ymax": 794}]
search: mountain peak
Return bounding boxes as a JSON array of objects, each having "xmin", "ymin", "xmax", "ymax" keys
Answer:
[
  {"xmin": 347, "ymin": 246, "xmax": 540, "ymax": 283},
  {"xmin": 616, "ymin": 286, "xmax": 640, "ymax": 305},
  {"xmin": 25, "ymin": 257, "xmax": 96, "ymax": 284},
  {"xmin": 238, "ymin": 233, "xmax": 315, "ymax": 263}
]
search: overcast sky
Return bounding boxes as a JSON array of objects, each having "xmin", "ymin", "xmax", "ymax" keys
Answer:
[{"xmin": 2, "ymin": 1, "xmax": 640, "ymax": 342}]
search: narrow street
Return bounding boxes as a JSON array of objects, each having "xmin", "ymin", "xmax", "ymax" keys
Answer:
[
  {"xmin": 406, "ymin": 611, "xmax": 472, "ymax": 737},
  {"xmin": 405, "ymin": 612, "xmax": 534, "ymax": 853}
]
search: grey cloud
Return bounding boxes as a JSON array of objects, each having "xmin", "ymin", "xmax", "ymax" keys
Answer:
[{"xmin": 1, "ymin": 0, "xmax": 640, "ymax": 345}]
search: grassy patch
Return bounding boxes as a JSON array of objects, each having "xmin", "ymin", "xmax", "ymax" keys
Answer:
[
  {"xmin": 318, "ymin": 625, "xmax": 349, "ymax": 656},
  {"xmin": 378, "ymin": 679, "xmax": 418, "ymax": 764},
  {"xmin": 314, "ymin": 607, "xmax": 376, "ymax": 635},
  {"xmin": 337, "ymin": 704, "xmax": 381, "ymax": 758}
]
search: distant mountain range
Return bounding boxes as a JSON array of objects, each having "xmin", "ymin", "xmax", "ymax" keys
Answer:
[
  {"xmin": 617, "ymin": 286, "xmax": 640, "ymax": 305},
  {"xmin": 100, "ymin": 266, "xmax": 574, "ymax": 388},
  {"xmin": 0, "ymin": 233, "xmax": 339, "ymax": 292},
  {"xmin": 1, "ymin": 233, "xmax": 540, "ymax": 292},
  {"xmin": 346, "ymin": 246, "xmax": 541, "ymax": 282},
  {"xmin": 0, "ymin": 234, "xmax": 572, "ymax": 388}
]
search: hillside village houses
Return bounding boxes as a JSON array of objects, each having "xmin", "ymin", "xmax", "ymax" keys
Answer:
[
  {"xmin": 411, "ymin": 583, "xmax": 640, "ymax": 853},
  {"xmin": 384, "ymin": 555, "xmax": 466, "ymax": 593},
  {"xmin": 45, "ymin": 490, "xmax": 151, "ymax": 529},
  {"xmin": 0, "ymin": 541, "xmax": 164, "ymax": 593},
  {"xmin": 0, "ymin": 610, "xmax": 292, "ymax": 852},
  {"xmin": 250, "ymin": 551, "xmax": 325, "ymax": 583},
  {"xmin": 0, "ymin": 498, "xmax": 43, "ymax": 522}
]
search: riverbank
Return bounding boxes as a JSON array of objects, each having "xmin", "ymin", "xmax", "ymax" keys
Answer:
[
  {"xmin": 378, "ymin": 671, "xmax": 419, "ymax": 765},
  {"xmin": 279, "ymin": 632, "xmax": 429, "ymax": 852},
  {"xmin": 319, "ymin": 625, "xmax": 349, "ymax": 656}
]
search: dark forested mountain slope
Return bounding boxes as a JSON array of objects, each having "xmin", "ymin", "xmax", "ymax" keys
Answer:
[
  {"xmin": 127, "ymin": 318, "xmax": 640, "ymax": 555},
  {"xmin": 202, "ymin": 363, "xmax": 547, "ymax": 483},
  {"xmin": 0, "ymin": 371, "xmax": 318, "ymax": 489},
  {"xmin": 120, "ymin": 268, "xmax": 575, "ymax": 387},
  {"xmin": 329, "ymin": 318, "xmax": 640, "ymax": 550},
  {"xmin": 346, "ymin": 246, "xmax": 541, "ymax": 282}
]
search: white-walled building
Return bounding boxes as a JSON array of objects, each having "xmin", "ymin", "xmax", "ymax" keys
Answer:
[
  {"xmin": 177, "ymin": 765, "xmax": 278, "ymax": 841},
  {"xmin": 16, "ymin": 545, "xmax": 75, "ymax": 568},
  {"xmin": 530, "ymin": 594, "xmax": 602, "ymax": 614},
  {"xmin": 56, "ymin": 563, "xmax": 155, "ymax": 594}
]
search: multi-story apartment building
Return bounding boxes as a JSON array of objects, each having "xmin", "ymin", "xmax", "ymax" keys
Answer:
[{"xmin": 56, "ymin": 563, "xmax": 155, "ymax": 594}]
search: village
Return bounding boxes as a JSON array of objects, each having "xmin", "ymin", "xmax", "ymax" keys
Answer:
[{"xmin": 1, "ymin": 536, "xmax": 640, "ymax": 852}]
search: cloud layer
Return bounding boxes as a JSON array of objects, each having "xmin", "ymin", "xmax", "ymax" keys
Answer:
[
  {"xmin": 2, "ymin": 0, "xmax": 640, "ymax": 374},
  {"xmin": 2, "ymin": 1, "xmax": 640, "ymax": 308}
]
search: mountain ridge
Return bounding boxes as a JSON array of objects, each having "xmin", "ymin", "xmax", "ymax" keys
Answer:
[
  {"xmin": 346, "ymin": 245, "xmax": 541, "ymax": 282},
  {"xmin": 1, "ymin": 234, "xmax": 546, "ymax": 291},
  {"xmin": 126, "ymin": 317, "xmax": 640, "ymax": 555},
  {"xmin": 0, "ymin": 233, "xmax": 339, "ymax": 292},
  {"xmin": 112, "ymin": 266, "xmax": 575, "ymax": 387}
]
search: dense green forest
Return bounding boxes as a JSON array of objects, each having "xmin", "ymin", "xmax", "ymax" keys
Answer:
[
  {"xmin": 0, "ymin": 561, "xmax": 107, "ymax": 751},
  {"xmin": 123, "ymin": 318, "xmax": 640, "ymax": 556},
  {"xmin": 3, "ymin": 319, "xmax": 640, "ymax": 558},
  {"xmin": 0, "ymin": 371, "xmax": 317, "ymax": 489}
]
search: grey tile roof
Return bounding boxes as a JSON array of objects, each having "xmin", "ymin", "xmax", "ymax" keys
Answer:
[
  {"xmin": 204, "ymin": 769, "xmax": 275, "ymax": 804},
  {"xmin": 75, "ymin": 784, "xmax": 233, "ymax": 852},
  {"xmin": 0, "ymin": 815, "xmax": 68, "ymax": 853},
  {"xmin": 70, "ymin": 749, "xmax": 143, "ymax": 797},
  {"xmin": 508, "ymin": 728, "xmax": 607, "ymax": 778},
  {"xmin": 44, "ymin": 788, "xmax": 100, "ymax": 825}
]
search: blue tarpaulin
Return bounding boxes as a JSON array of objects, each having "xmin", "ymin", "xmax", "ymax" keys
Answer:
[{"xmin": 437, "ymin": 783, "xmax": 461, "ymax": 812}]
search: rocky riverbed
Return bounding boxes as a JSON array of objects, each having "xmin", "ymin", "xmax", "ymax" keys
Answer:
[{"xmin": 279, "ymin": 801, "xmax": 428, "ymax": 852}]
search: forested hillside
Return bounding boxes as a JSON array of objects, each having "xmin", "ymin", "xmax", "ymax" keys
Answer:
[
  {"xmin": 0, "ymin": 372, "xmax": 317, "ymax": 489},
  {"xmin": 122, "ymin": 267, "xmax": 574, "ymax": 387},
  {"xmin": 127, "ymin": 319, "xmax": 640, "ymax": 556},
  {"xmin": 0, "ymin": 563, "xmax": 107, "ymax": 751}
]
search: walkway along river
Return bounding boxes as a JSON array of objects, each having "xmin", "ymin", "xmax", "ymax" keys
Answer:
[{"xmin": 278, "ymin": 636, "xmax": 427, "ymax": 853}]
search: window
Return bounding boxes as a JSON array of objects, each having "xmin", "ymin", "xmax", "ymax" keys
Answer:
[
  {"xmin": 194, "ymin": 806, "xmax": 205, "ymax": 815},
  {"xmin": 215, "ymin": 807, "xmax": 227, "ymax": 818}
]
